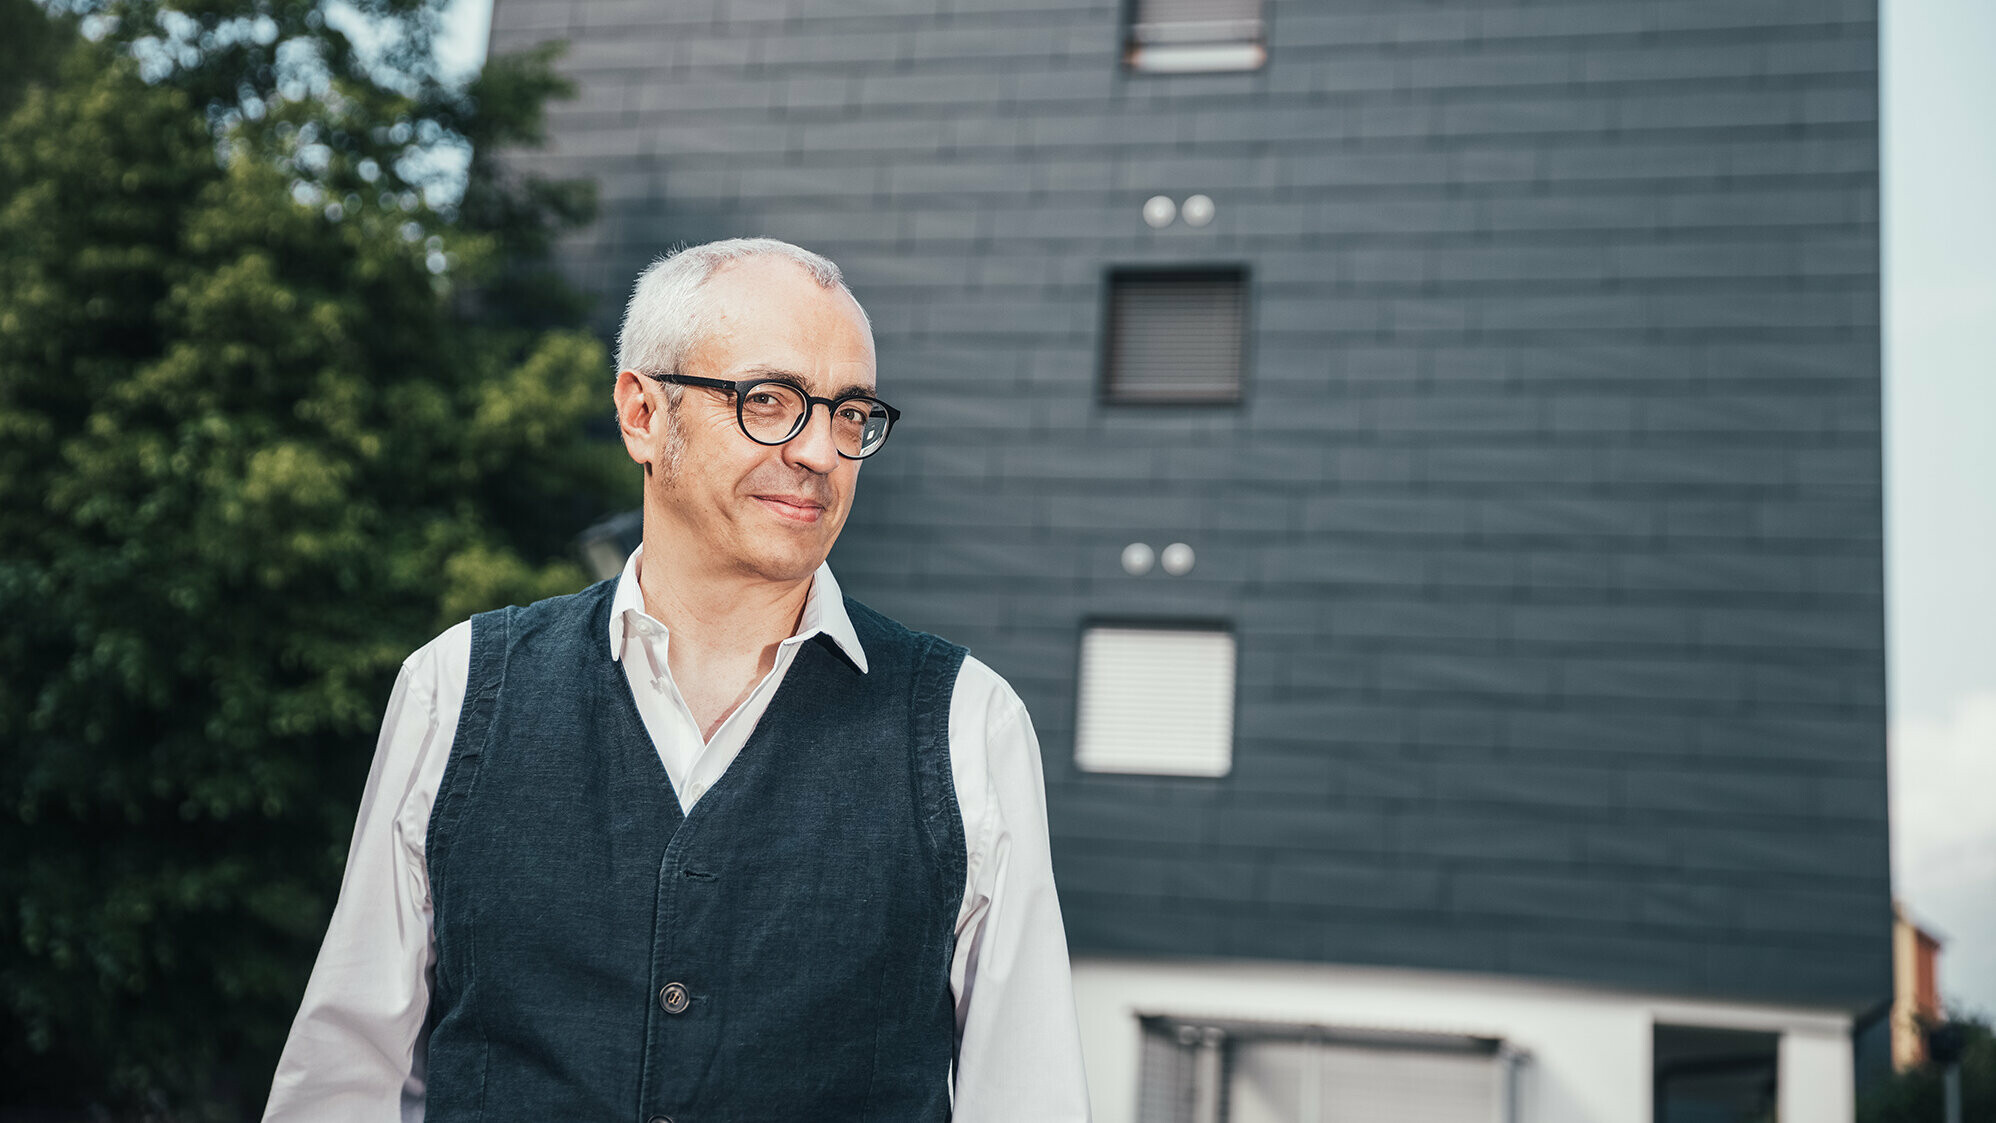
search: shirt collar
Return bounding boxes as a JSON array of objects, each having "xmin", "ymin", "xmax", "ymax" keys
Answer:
[{"xmin": 606, "ymin": 545, "xmax": 869, "ymax": 674}]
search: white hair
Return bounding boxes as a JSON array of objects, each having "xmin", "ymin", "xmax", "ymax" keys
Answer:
[{"xmin": 615, "ymin": 237, "xmax": 871, "ymax": 382}]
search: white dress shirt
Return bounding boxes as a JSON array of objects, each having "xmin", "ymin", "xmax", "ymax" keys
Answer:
[{"xmin": 263, "ymin": 549, "xmax": 1091, "ymax": 1121}]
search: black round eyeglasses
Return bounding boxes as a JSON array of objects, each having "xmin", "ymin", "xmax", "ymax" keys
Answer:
[{"xmin": 644, "ymin": 372, "xmax": 900, "ymax": 460}]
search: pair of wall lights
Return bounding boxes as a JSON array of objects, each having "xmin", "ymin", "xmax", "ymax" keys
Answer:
[
  {"xmin": 1122, "ymin": 541, "xmax": 1196, "ymax": 576},
  {"xmin": 1142, "ymin": 194, "xmax": 1217, "ymax": 229}
]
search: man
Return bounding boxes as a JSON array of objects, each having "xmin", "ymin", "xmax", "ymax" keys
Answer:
[{"xmin": 263, "ymin": 238, "xmax": 1092, "ymax": 1121}]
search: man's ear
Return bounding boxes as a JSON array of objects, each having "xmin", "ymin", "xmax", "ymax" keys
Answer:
[{"xmin": 613, "ymin": 370, "xmax": 656, "ymax": 476}]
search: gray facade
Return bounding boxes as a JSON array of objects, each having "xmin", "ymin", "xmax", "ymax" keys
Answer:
[{"xmin": 493, "ymin": 0, "xmax": 1888, "ymax": 1012}]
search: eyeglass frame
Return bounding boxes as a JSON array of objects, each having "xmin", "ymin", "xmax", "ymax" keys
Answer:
[{"xmin": 641, "ymin": 371, "xmax": 902, "ymax": 460}]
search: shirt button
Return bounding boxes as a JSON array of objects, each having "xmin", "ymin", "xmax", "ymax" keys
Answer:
[
  {"xmin": 659, "ymin": 982, "xmax": 690, "ymax": 1014},
  {"xmin": 686, "ymin": 782, "xmax": 706, "ymax": 803}
]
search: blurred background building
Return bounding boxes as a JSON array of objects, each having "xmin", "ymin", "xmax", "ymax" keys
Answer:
[
  {"xmin": 503, "ymin": 0, "xmax": 1888, "ymax": 1119},
  {"xmin": 1891, "ymin": 904, "xmax": 1945, "ymax": 1072}
]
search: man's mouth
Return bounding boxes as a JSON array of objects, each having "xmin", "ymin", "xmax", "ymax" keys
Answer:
[{"xmin": 753, "ymin": 495, "xmax": 826, "ymax": 523}]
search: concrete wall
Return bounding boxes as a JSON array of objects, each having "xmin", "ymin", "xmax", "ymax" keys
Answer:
[{"xmin": 491, "ymin": 0, "xmax": 1889, "ymax": 1011}]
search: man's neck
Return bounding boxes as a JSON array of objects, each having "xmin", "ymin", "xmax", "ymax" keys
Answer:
[
  {"xmin": 635, "ymin": 533, "xmax": 814, "ymax": 667},
  {"xmin": 636, "ymin": 529, "xmax": 818, "ymax": 743}
]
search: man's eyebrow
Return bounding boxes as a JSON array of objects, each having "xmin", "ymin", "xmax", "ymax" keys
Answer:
[
  {"xmin": 733, "ymin": 365, "xmax": 807, "ymax": 387},
  {"xmin": 735, "ymin": 366, "xmax": 876, "ymax": 399}
]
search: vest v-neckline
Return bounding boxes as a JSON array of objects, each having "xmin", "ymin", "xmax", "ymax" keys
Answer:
[{"xmin": 596, "ymin": 602, "xmax": 838, "ymax": 820}]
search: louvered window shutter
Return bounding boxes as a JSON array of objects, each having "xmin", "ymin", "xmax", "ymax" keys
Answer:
[
  {"xmin": 1129, "ymin": 0, "xmax": 1264, "ymax": 46},
  {"xmin": 1075, "ymin": 626, "xmax": 1235, "ymax": 776},
  {"xmin": 1105, "ymin": 271, "xmax": 1247, "ymax": 403}
]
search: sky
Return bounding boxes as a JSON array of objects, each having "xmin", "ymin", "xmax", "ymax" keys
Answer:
[
  {"xmin": 432, "ymin": 0, "xmax": 1996, "ymax": 1016},
  {"xmin": 433, "ymin": 0, "xmax": 492, "ymax": 85},
  {"xmin": 1880, "ymin": 0, "xmax": 1996, "ymax": 1019}
]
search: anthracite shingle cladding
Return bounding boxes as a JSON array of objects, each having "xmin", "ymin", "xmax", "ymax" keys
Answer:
[{"xmin": 491, "ymin": 0, "xmax": 1889, "ymax": 1011}]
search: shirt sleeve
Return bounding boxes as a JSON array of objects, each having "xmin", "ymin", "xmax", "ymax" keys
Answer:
[
  {"xmin": 263, "ymin": 622, "xmax": 469, "ymax": 1123},
  {"xmin": 948, "ymin": 657, "xmax": 1093, "ymax": 1122}
]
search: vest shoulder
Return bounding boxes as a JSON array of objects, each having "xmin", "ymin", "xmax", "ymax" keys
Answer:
[
  {"xmin": 473, "ymin": 577, "xmax": 618, "ymax": 638},
  {"xmin": 841, "ymin": 596, "xmax": 965, "ymax": 661}
]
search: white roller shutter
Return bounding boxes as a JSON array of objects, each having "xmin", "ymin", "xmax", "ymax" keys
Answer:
[
  {"xmin": 1126, "ymin": 0, "xmax": 1266, "ymax": 71},
  {"xmin": 1130, "ymin": 0, "xmax": 1264, "ymax": 45},
  {"xmin": 1137, "ymin": 1017, "xmax": 1518, "ymax": 1123},
  {"xmin": 1230, "ymin": 1041, "xmax": 1505, "ymax": 1123},
  {"xmin": 1075, "ymin": 626, "xmax": 1235, "ymax": 777}
]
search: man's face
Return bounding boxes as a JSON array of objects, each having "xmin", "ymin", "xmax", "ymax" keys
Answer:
[{"xmin": 640, "ymin": 257, "xmax": 877, "ymax": 585}]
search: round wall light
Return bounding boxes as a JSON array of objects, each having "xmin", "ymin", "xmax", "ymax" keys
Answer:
[
  {"xmin": 1121, "ymin": 542, "xmax": 1156, "ymax": 576},
  {"xmin": 1142, "ymin": 195, "xmax": 1176, "ymax": 228},
  {"xmin": 1181, "ymin": 194, "xmax": 1216, "ymax": 227},
  {"xmin": 1161, "ymin": 542, "xmax": 1196, "ymax": 576}
]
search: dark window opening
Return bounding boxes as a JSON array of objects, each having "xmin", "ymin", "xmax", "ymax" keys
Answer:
[
  {"xmin": 1653, "ymin": 1024, "xmax": 1779, "ymax": 1123},
  {"xmin": 1103, "ymin": 268, "xmax": 1248, "ymax": 404}
]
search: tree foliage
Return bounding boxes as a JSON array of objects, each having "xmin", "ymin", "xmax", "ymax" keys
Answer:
[
  {"xmin": 1858, "ymin": 1016, "xmax": 1996, "ymax": 1123},
  {"xmin": 0, "ymin": 0, "xmax": 623, "ymax": 1113}
]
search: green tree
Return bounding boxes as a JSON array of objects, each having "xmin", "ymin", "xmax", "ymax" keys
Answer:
[
  {"xmin": 1859, "ymin": 1016, "xmax": 1996, "ymax": 1123},
  {"xmin": 0, "ymin": 0, "xmax": 63, "ymax": 111},
  {"xmin": 0, "ymin": 0, "xmax": 623, "ymax": 1114}
]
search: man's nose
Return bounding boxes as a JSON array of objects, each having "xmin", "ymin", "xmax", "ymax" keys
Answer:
[{"xmin": 783, "ymin": 401, "xmax": 843, "ymax": 473}]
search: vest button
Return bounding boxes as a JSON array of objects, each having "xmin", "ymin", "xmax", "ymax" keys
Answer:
[
  {"xmin": 649, "ymin": 1116, "xmax": 674, "ymax": 1123},
  {"xmin": 659, "ymin": 982, "xmax": 690, "ymax": 1014}
]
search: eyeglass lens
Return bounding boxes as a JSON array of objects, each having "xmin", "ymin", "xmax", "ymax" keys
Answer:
[{"xmin": 739, "ymin": 382, "xmax": 892, "ymax": 457}]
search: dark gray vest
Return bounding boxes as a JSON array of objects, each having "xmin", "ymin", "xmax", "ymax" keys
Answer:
[{"xmin": 422, "ymin": 579, "xmax": 967, "ymax": 1122}]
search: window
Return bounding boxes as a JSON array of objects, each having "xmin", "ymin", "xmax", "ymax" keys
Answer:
[
  {"xmin": 1103, "ymin": 269, "xmax": 1248, "ymax": 403},
  {"xmin": 1138, "ymin": 1016, "xmax": 1524, "ymax": 1123},
  {"xmin": 1125, "ymin": 0, "xmax": 1267, "ymax": 73},
  {"xmin": 1653, "ymin": 1025, "xmax": 1778, "ymax": 1123},
  {"xmin": 1075, "ymin": 626, "xmax": 1235, "ymax": 776}
]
